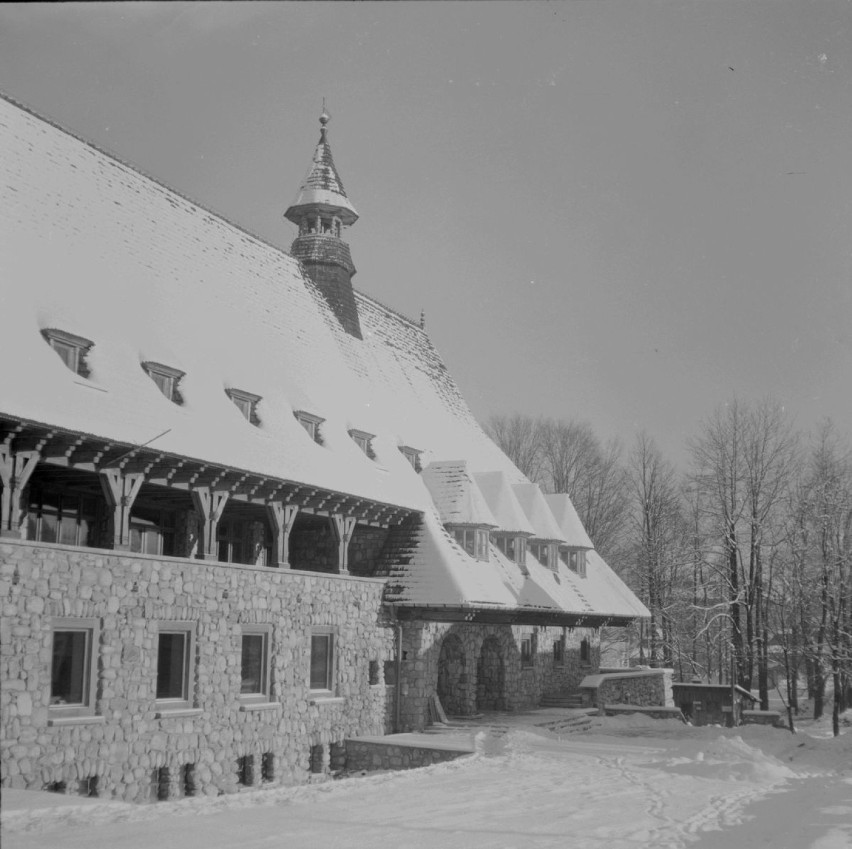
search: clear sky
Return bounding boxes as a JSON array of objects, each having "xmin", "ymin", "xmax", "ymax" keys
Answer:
[{"xmin": 1, "ymin": 1, "xmax": 850, "ymax": 466}]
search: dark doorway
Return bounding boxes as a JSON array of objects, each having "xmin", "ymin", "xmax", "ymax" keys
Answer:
[
  {"xmin": 476, "ymin": 636, "xmax": 505, "ymax": 712},
  {"xmin": 437, "ymin": 634, "xmax": 467, "ymax": 716}
]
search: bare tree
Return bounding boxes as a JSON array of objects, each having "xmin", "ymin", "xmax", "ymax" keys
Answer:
[{"xmin": 484, "ymin": 413, "xmax": 544, "ymax": 484}]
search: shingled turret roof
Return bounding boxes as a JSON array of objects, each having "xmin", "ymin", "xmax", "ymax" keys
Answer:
[{"xmin": 284, "ymin": 109, "xmax": 358, "ymax": 227}]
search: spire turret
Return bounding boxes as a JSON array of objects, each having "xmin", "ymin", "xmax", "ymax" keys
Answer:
[{"xmin": 285, "ymin": 109, "xmax": 362, "ymax": 338}]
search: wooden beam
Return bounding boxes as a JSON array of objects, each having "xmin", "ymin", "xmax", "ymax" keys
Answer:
[
  {"xmin": 329, "ymin": 514, "xmax": 357, "ymax": 574},
  {"xmin": 191, "ymin": 486, "xmax": 229, "ymax": 561},
  {"xmin": 0, "ymin": 447, "xmax": 40, "ymax": 538},
  {"xmin": 266, "ymin": 501, "xmax": 298, "ymax": 568},
  {"xmin": 99, "ymin": 467, "xmax": 146, "ymax": 550}
]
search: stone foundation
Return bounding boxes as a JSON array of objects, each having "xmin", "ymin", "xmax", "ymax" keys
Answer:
[
  {"xmin": 344, "ymin": 738, "xmax": 471, "ymax": 772},
  {"xmin": 0, "ymin": 539, "xmax": 394, "ymax": 802}
]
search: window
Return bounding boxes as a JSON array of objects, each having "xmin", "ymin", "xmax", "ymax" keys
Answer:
[
  {"xmin": 564, "ymin": 549, "xmax": 588, "ymax": 578},
  {"xmin": 452, "ymin": 527, "xmax": 490, "ymax": 562},
  {"xmin": 294, "ymin": 411, "xmax": 324, "ymax": 444},
  {"xmin": 348, "ymin": 429, "xmax": 375, "ymax": 459},
  {"xmin": 240, "ymin": 627, "xmax": 271, "ymax": 702},
  {"xmin": 28, "ymin": 489, "xmax": 97, "ymax": 548},
  {"xmin": 156, "ymin": 624, "xmax": 194, "ymax": 706},
  {"xmin": 226, "ymin": 388, "xmax": 261, "ymax": 425},
  {"xmin": 41, "ymin": 328, "xmax": 93, "ymax": 377},
  {"xmin": 580, "ymin": 637, "xmax": 591, "ymax": 666},
  {"xmin": 50, "ymin": 618, "xmax": 99, "ymax": 718},
  {"xmin": 129, "ymin": 508, "xmax": 176, "ymax": 557},
  {"xmin": 553, "ymin": 634, "xmax": 565, "ymax": 666},
  {"xmin": 142, "ymin": 361, "xmax": 184, "ymax": 404},
  {"xmin": 496, "ymin": 534, "xmax": 527, "ymax": 567},
  {"xmin": 398, "ymin": 445, "xmax": 422, "ymax": 472},
  {"xmin": 531, "ymin": 542, "xmax": 550, "ymax": 568},
  {"xmin": 520, "ymin": 634, "xmax": 534, "ymax": 668},
  {"xmin": 310, "ymin": 630, "xmax": 335, "ymax": 693},
  {"xmin": 217, "ymin": 519, "xmax": 269, "ymax": 566}
]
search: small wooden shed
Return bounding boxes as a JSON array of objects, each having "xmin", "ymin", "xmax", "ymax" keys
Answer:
[{"xmin": 671, "ymin": 682, "xmax": 758, "ymax": 727}]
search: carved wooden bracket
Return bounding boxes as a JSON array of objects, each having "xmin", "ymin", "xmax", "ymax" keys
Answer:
[
  {"xmin": 0, "ymin": 448, "xmax": 40, "ymax": 538},
  {"xmin": 191, "ymin": 486, "xmax": 230, "ymax": 561},
  {"xmin": 99, "ymin": 468, "xmax": 146, "ymax": 550},
  {"xmin": 266, "ymin": 502, "xmax": 298, "ymax": 568},
  {"xmin": 330, "ymin": 514, "xmax": 357, "ymax": 574}
]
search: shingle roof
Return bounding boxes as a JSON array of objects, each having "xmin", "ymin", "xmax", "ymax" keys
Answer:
[
  {"xmin": 512, "ymin": 483, "xmax": 567, "ymax": 542},
  {"xmin": 421, "ymin": 461, "xmax": 498, "ymax": 527},
  {"xmin": 473, "ymin": 471, "xmax": 536, "ymax": 536},
  {"xmin": 543, "ymin": 493, "xmax": 594, "ymax": 549},
  {"xmin": 0, "ymin": 94, "xmax": 649, "ymax": 623}
]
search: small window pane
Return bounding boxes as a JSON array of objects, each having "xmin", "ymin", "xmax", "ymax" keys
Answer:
[
  {"xmin": 51, "ymin": 630, "xmax": 88, "ymax": 705},
  {"xmin": 157, "ymin": 632, "xmax": 187, "ymax": 700},
  {"xmin": 310, "ymin": 634, "xmax": 332, "ymax": 691},
  {"xmin": 40, "ymin": 508, "xmax": 58, "ymax": 543},
  {"xmin": 241, "ymin": 634, "xmax": 266, "ymax": 695}
]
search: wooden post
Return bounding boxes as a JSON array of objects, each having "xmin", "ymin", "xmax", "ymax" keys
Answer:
[
  {"xmin": 190, "ymin": 486, "xmax": 229, "ymax": 561},
  {"xmin": 99, "ymin": 468, "xmax": 145, "ymax": 550},
  {"xmin": 266, "ymin": 502, "xmax": 298, "ymax": 568},
  {"xmin": 330, "ymin": 515, "xmax": 357, "ymax": 574},
  {"xmin": 0, "ymin": 448, "xmax": 39, "ymax": 538}
]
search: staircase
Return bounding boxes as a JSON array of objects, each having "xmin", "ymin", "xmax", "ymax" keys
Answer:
[{"xmin": 540, "ymin": 691, "xmax": 588, "ymax": 709}]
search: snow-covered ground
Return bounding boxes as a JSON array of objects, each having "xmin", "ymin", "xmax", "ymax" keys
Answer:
[{"xmin": 2, "ymin": 713, "xmax": 850, "ymax": 849}]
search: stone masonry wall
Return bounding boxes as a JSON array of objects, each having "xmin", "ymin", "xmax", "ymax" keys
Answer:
[
  {"xmin": 345, "ymin": 740, "xmax": 470, "ymax": 773},
  {"xmin": 397, "ymin": 621, "xmax": 600, "ymax": 731},
  {"xmin": 0, "ymin": 539, "xmax": 395, "ymax": 802},
  {"xmin": 585, "ymin": 670, "xmax": 672, "ymax": 709}
]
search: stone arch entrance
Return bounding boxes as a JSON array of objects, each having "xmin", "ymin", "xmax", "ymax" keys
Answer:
[
  {"xmin": 437, "ymin": 633, "xmax": 468, "ymax": 716},
  {"xmin": 476, "ymin": 636, "xmax": 505, "ymax": 712}
]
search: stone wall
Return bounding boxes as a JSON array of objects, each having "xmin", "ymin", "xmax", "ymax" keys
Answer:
[
  {"xmin": 0, "ymin": 539, "xmax": 395, "ymax": 802},
  {"xmin": 396, "ymin": 621, "xmax": 600, "ymax": 731},
  {"xmin": 580, "ymin": 669, "xmax": 673, "ymax": 709},
  {"xmin": 345, "ymin": 739, "xmax": 471, "ymax": 773}
]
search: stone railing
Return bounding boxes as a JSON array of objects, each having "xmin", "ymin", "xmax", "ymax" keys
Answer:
[{"xmin": 579, "ymin": 668, "xmax": 673, "ymax": 709}]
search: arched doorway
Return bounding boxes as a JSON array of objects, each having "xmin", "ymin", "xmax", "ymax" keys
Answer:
[
  {"xmin": 476, "ymin": 636, "xmax": 505, "ymax": 712},
  {"xmin": 437, "ymin": 634, "xmax": 467, "ymax": 716}
]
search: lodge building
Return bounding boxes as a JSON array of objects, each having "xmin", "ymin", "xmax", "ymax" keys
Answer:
[{"xmin": 0, "ymin": 95, "xmax": 649, "ymax": 802}]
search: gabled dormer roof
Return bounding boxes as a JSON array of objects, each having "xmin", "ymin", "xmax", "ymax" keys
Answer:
[
  {"xmin": 543, "ymin": 493, "xmax": 594, "ymax": 550},
  {"xmin": 284, "ymin": 110, "xmax": 358, "ymax": 227},
  {"xmin": 512, "ymin": 483, "xmax": 566, "ymax": 543},
  {"xmin": 473, "ymin": 471, "xmax": 536, "ymax": 536},
  {"xmin": 422, "ymin": 460, "xmax": 498, "ymax": 528}
]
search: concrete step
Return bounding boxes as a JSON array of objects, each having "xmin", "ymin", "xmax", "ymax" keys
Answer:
[{"xmin": 540, "ymin": 694, "xmax": 587, "ymax": 709}]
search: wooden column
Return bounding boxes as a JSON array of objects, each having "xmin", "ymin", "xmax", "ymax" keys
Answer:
[
  {"xmin": 190, "ymin": 486, "xmax": 229, "ymax": 561},
  {"xmin": 266, "ymin": 502, "xmax": 298, "ymax": 568},
  {"xmin": 0, "ymin": 448, "xmax": 39, "ymax": 538},
  {"xmin": 99, "ymin": 468, "xmax": 145, "ymax": 551},
  {"xmin": 330, "ymin": 515, "xmax": 357, "ymax": 574}
]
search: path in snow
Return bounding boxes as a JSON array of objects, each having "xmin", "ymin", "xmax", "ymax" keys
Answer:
[{"xmin": 2, "ymin": 718, "xmax": 849, "ymax": 849}]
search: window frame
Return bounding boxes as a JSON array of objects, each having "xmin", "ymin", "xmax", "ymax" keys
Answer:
[
  {"xmin": 348, "ymin": 428, "xmax": 376, "ymax": 459},
  {"xmin": 49, "ymin": 617, "xmax": 99, "ymax": 719},
  {"xmin": 226, "ymin": 388, "xmax": 262, "ymax": 426},
  {"xmin": 239, "ymin": 625, "xmax": 272, "ymax": 704},
  {"xmin": 155, "ymin": 622, "xmax": 195, "ymax": 709},
  {"xmin": 41, "ymin": 328, "xmax": 93, "ymax": 378},
  {"xmin": 452, "ymin": 526, "xmax": 490, "ymax": 562},
  {"xmin": 142, "ymin": 361, "xmax": 185, "ymax": 405},
  {"xmin": 398, "ymin": 445, "xmax": 422, "ymax": 472},
  {"xmin": 520, "ymin": 633, "xmax": 535, "ymax": 668},
  {"xmin": 309, "ymin": 628, "xmax": 336, "ymax": 695},
  {"xmin": 294, "ymin": 410, "xmax": 325, "ymax": 444}
]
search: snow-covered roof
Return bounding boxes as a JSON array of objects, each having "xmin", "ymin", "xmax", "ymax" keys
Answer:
[
  {"xmin": 512, "ymin": 484, "xmax": 567, "ymax": 542},
  {"xmin": 473, "ymin": 471, "xmax": 536, "ymax": 536},
  {"xmin": 0, "ymin": 94, "xmax": 648, "ymax": 624},
  {"xmin": 543, "ymin": 493, "xmax": 594, "ymax": 549},
  {"xmin": 421, "ymin": 461, "xmax": 498, "ymax": 527}
]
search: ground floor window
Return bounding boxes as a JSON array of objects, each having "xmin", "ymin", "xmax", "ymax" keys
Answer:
[
  {"xmin": 240, "ymin": 627, "xmax": 271, "ymax": 702},
  {"xmin": 520, "ymin": 633, "xmax": 535, "ymax": 668},
  {"xmin": 50, "ymin": 618, "xmax": 99, "ymax": 718},
  {"xmin": 310, "ymin": 630, "xmax": 335, "ymax": 693},
  {"xmin": 156, "ymin": 624, "xmax": 194, "ymax": 706},
  {"xmin": 553, "ymin": 633, "xmax": 565, "ymax": 665},
  {"xmin": 580, "ymin": 636, "xmax": 591, "ymax": 666}
]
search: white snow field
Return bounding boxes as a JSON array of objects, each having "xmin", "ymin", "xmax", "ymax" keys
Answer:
[{"xmin": 2, "ymin": 714, "xmax": 850, "ymax": 849}]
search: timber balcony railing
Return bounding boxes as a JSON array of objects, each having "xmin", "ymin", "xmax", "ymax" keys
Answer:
[{"xmin": 1, "ymin": 417, "xmax": 417, "ymax": 575}]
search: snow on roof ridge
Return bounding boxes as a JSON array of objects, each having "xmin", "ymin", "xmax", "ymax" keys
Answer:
[{"xmin": 0, "ymin": 90, "xmax": 302, "ymax": 276}]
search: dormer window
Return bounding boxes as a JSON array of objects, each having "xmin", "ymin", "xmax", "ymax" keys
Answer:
[
  {"xmin": 41, "ymin": 329, "xmax": 93, "ymax": 377},
  {"xmin": 452, "ymin": 527, "xmax": 490, "ymax": 562},
  {"xmin": 564, "ymin": 549, "xmax": 588, "ymax": 578},
  {"xmin": 294, "ymin": 411, "xmax": 324, "ymax": 444},
  {"xmin": 531, "ymin": 541, "xmax": 558, "ymax": 570},
  {"xmin": 349, "ymin": 429, "xmax": 375, "ymax": 459},
  {"xmin": 142, "ymin": 361, "xmax": 184, "ymax": 404},
  {"xmin": 495, "ymin": 534, "xmax": 527, "ymax": 567},
  {"xmin": 226, "ymin": 388, "xmax": 261, "ymax": 425},
  {"xmin": 398, "ymin": 445, "xmax": 422, "ymax": 472}
]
